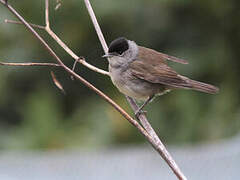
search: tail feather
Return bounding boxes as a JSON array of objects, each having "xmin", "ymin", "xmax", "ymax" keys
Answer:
[
  {"xmin": 188, "ymin": 79, "xmax": 219, "ymax": 94},
  {"xmin": 179, "ymin": 75, "xmax": 219, "ymax": 94}
]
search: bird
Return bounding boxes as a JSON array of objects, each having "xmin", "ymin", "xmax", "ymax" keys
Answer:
[{"xmin": 103, "ymin": 37, "xmax": 219, "ymax": 116}]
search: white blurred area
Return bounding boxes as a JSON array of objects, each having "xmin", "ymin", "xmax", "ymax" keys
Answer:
[{"xmin": 0, "ymin": 135, "xmax": 239, "ymax": 180}]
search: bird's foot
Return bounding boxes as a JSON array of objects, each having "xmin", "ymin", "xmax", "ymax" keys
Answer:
[{"xmin": 135, "ymin": 109, "xmax": 147, "ymax": 117}]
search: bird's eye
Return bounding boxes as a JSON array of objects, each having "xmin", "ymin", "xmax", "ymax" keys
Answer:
[{"xmin": 118, "ymin": 51, "xmax": 124, "ymax": 56}]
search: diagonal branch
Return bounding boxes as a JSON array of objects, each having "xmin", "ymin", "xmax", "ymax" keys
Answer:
[
  {"xmin": 44, "ymin": 0, "xmax": 109, "ymax": 76},
  {"xmin": 4, "ymin": 12, "xmax": 109, "ymax": 75},
  {"xmin": 84, "ymin": 0, "xmax": 108, "ymax": 53},
  {"xmin": 0, "ymin": 0, "xmax": 187, "ymax": 179},
  {"xmin": 84, "ymin": 0, "xmax": 187, "ymax": 179},
  {"xmin": 126, "ymin": 96, "xmax": 184, "ymax": 177},
  {"xmin": 0, "ymin": 0, "xmax": 158, "ymax": 169},
  {"xmin": 0, "ymin": 0, "xmax": 128, "ymax": 124}
]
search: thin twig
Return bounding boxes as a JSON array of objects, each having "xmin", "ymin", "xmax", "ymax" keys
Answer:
[
  {"xmin": 0, "ymin": 0, "xmax": 156, "ymax": 162},
  {"xmin": 126, "ymin": 96, "xmax": 186, "ymax": 179},
  {"xmin": 4, "ymin": 18, "xmax": 109, "ymax": 76},
  {"xmin": 0, "ymin": 61, "xmax": 60, "ymax": 67},
  {"xmin": 84, "ymin": 0, "xmax": 108, "ymax": 54},
  {"xmin": 44, "ymin": 0, "xmax": 109, "ymax": 76},
  {"xmin": 46, "ymin": 30, "xmax": 109, "ymax": 76},
  {"xmin": 4, "ymin": 19, "xmax": 108, "ymax": 75},
  {"xmin": 84, "ymin": 0, "xmax": 187, "ymax": 179},
  {"xmin": 0, "ymin": 1, "xmax": 187, "ymax": 179},
  {"xmin": 4, "ymin": 19, "xmax": 45, "ymax": 29},
  {"xmin": 45, "ymin": 0, "xmax": 50, "ymax": 28}
]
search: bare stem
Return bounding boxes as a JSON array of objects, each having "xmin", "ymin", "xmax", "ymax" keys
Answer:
[
  {"xmin": 0, "ymin": 61, "xmax": 60, "ymax": 67},
  {"xmin": 45, "ymin": 0, "xmax": 50, "ymax": 28},
  {"xmin": 4, "ymin": 19, "xmax": 45, "ymax": 29},
  {"xmin": 84, "ymin": 0, "xmax": 187, "ymax": 179},
  {"xmin": 0, "ymin": 0, "xmax": 187, "ymax": 179},
  {"xmin": 4, "ymin": 13, "xmax": 109, "ymax": 75},
  {"xmin": 126, "ymin": 96, "xmax": 186, "ymax": 180},
  {"xmin": 44, "ymin": 0, "xmax": 109, "ymax": 76},
  {"xmin": 0, "ymin": 1, "xmax": 157, "ymax": 170},
  {"xmin": 84, "ymin": 0, "xmax": 108, "ymax": 54}
]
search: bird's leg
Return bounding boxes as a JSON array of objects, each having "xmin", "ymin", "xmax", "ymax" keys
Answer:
[{"xmin": 135, "ymin": 95, "xmax": 154, "ymax": 117}]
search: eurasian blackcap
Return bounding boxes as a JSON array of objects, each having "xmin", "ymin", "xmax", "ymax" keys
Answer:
[{"xmin": 103, "ymin": 37, "xmax": 219, "ymax": 116}]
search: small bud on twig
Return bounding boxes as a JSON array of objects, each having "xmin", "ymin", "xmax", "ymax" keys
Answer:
[{"xmin": 51, "ymin": 71, "xmax": 65, "ymax": 94}]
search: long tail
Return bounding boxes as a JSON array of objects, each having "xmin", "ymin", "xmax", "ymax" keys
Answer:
[
  {"xmin": 179, "ymin": 75, "xmax": 219, "ymax": 94},
  {"xmin": 188, "ymin": 79, "xmax": 219, "ymax": 94}
]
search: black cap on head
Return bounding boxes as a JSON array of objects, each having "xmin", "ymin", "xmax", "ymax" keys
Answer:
[{"xmin": 108, "ymin": 37, "xmax": 129, "ymax": 55}]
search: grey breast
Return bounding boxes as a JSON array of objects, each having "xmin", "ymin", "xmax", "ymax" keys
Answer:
[{"xmin": 109, "ymin": 61, "xmax": 162, "ymax": 100}]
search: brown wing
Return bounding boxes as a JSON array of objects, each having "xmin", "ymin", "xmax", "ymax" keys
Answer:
[
  {"xmin": 130, "ymin": 47, "xmax": 192, "ymax": 88},
  {"xmin": 138, "ymin": 46, "xmax": 188, "ymax": 64}
]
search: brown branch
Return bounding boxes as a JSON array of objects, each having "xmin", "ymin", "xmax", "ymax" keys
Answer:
[
  {"xmin": 84, "ymin": 0, "xmax": 108, "ymax": 53},
  {"xmin": 45, "ymin": 0, "xmax": 50, "ymax": 28},
  {"xmin": 45, "ymin": 0, "xmax": 109, "ymax": 76},
  {"xmin": 84, "ymin": 0, "xmax": 187, "ymax": 179},
  {"xmin": 0, "ymin": 0, "xmax": 187, "ymax": 179},
  {"xmin": 0, "ymin": 0, "xmax": 156, "ymax": 166},
  {"xmin": 4, "ymin": 19, "xmax": 45, "ymax": 29},
  {"xmin": 0, "ymin": 61, "xmax": 60, "ymax": 67},
  {"xmin": 126, "ymin": 96, "xmax": 186, "ymax": 179},
  {"xmin": 4, "ymin": 20, "xmax": 109, "ymax": 75},
  {"xmin": 45, "ymin": 32, "xmax": 109, "ymax": 75}
]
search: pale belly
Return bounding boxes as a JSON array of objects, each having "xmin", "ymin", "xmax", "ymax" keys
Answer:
[{"xmin": 109, "ymin": 67, "xmax": 164, "ymax": 100}]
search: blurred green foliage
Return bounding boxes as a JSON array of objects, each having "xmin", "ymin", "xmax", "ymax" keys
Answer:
[{"xmin": 0, "ymin": 0, "xmax": 239, "ymax": 150}]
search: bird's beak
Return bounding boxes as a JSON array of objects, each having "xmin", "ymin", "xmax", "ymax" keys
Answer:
[{"xmin": 102, "ymin": 53, "xmax": 114, "ymax": 58}]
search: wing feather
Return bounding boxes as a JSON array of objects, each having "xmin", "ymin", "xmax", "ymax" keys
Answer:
[
  {"xmin": 138, "ymin": 46, "xmax": 188, "ymax": 64},
  {"xmin": 130, "ymin": 47, "xmax": 192, "ymax": 88}
]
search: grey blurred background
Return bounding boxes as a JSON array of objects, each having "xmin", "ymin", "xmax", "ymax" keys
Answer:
[{"xmin": 0, "ymin": 0, "xmax": 239, "ymax": 179}]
